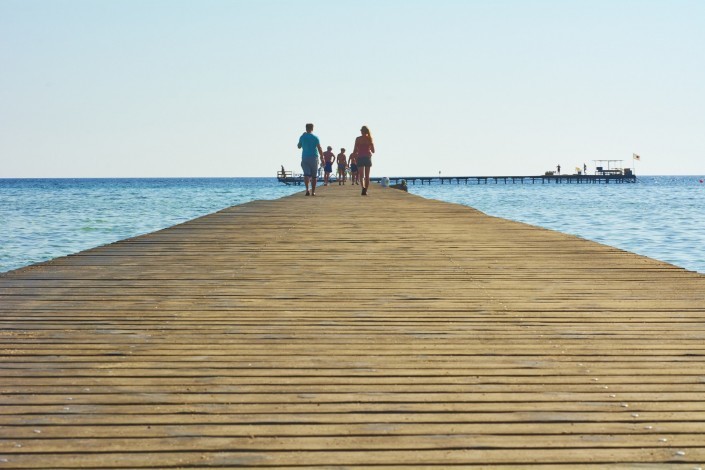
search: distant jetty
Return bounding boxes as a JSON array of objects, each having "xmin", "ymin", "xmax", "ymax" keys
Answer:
[{"xmin": 277, "ymin": 170, "xmax": 637, "ymax": 186}]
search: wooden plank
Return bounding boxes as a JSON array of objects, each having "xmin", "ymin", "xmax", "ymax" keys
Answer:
[
  {"xmin": 3, "ymin": 433, "xmax": 705, "ymax": 453},
  {"xmin": 2, "ymin": 411, "xmax": 705, "ymax": 427},
  {"xmin": 3, "ymin": 421, "xmax": 705, "ymax": 439},
  {"xmin": 0, "ymin": 447, "xmax": 702, "ymax": 468},
  {"xmin": 1, "ymin": 184, "xmax": 705, "ymax": 468}
]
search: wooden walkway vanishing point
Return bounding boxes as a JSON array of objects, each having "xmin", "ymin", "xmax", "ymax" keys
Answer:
[{"xmin": 1, "ymin": 184, "xmax": 705, "ymax": 469}]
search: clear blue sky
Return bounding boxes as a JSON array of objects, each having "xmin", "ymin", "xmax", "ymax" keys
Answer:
[{"xmin": 2, "ymin": 0, "xmax": 703, "ymax": 177}]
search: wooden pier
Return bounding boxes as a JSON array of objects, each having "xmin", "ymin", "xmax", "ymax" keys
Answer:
[
  {"xmin": 278, "ymin": 173, "xmax": 637, "ymax": 185},
  {"xmin": 1, "ymin": 184, "xmax": 704, "ymax": 468}
]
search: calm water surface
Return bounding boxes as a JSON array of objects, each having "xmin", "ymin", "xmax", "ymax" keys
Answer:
[
  {"xmin": 0, "ymin": 178, "xmax": 299, "ymax": 273},
  {"xmin": 1, "ymin": 176, "xmax": 704, "ymax": 274},
  {"xmin": 409, "ymin": 175, "xmax": 705, "ymax": 274}
]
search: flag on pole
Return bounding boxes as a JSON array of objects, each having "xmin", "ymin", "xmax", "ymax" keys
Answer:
[{"xmin": 633, "ymin": 153, "xmax": 641, "ymax": 161}]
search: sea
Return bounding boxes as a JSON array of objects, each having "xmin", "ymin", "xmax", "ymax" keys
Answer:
[{"xmin": 1, "ymin": 176, "xmax": 704, "ymax": 275}]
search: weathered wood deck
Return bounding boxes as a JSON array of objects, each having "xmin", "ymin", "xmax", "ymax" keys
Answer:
[{"xmin": 1, "ymin": 184, "xmax": 705, "ymax": 469}]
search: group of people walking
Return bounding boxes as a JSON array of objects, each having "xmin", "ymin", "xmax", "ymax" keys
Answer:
[
  {"xmin": 297, "ymin": 123, "xmax": 375, "ymax": 196},
  {"xmin": 321, "ymin": 146, "xmax": 355, "ymax": 187}
]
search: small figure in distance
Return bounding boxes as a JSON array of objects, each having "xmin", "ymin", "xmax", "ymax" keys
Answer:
[
  {"xmin": 297, "ymin": 123, "xmax": 324, "ymax": 196},
  {"xmin": 391, "ymin": 179, "xmax": 408, "ymax": 192},
  {"xmin": 556, "ymin": 164, "xmax": 561, "ymax": 175},
  {"xmin": 353, "ymin": 125, "xmax": 375, "ymax": 195},
  {"xmin": 337, "ymin": 148, "xmax": 347, "ymax": 185},
  {"xmin": 280, "ymin": 165, "xmax": 286, "ymax": 179},
  {"xmin": 349, "ymin": 152, "xmax": 359, "ymax": 185},
  {"xmin": 583, "ymin": 163, "xmax": 587, "ymax": 174},
  {"xmin": 322, "ymin": 146, "xmax": 335, "ymax": 186}
]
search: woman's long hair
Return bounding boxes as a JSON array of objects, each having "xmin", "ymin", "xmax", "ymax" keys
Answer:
[{"xmin": 361, "ymin": 125, "xmax": 373, "ymax": 143}]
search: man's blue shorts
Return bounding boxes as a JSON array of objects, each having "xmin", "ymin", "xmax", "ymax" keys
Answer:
[{"xmin": 301, "ymin": 158, "xmax": 318, "ymax": 177}]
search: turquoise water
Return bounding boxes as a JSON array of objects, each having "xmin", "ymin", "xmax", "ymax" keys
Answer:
[
  {"xmin": 1, "ymin": 176, "xmax": 704, "ymax": 274},
  {"xmin": 0, "ymin": 178, "xmax": 299, "ymax": 273},
  {"xmin": 409, "ymin": 175, "xmax": 705, "ymax": 274}
]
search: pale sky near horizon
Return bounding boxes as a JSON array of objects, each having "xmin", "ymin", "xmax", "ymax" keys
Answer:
[{"xmin": 2, "ymin": 0, "xmax": 704, "ymax": 177}]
